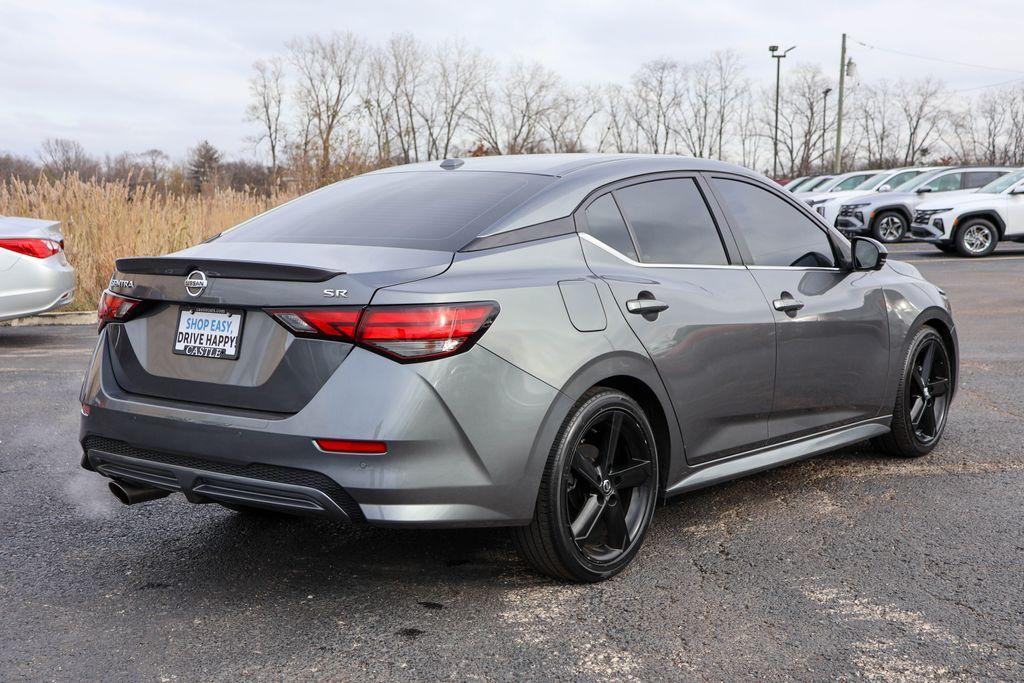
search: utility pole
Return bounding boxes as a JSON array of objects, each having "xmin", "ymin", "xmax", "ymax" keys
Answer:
[
  {"xmin": 770, "ymin": 45, "xmax": 795, "ymax": 180},
  {"xmin": 822, "ymin": 87, "xmax": 832, "ymax": 170},
  {"xmin": 833, "ymin": 33, "xmax": 847, "ymax": 174}
]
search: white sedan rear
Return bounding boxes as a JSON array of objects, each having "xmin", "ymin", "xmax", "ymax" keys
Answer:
[{"xmin": 0, "ymin": 216, "xmax": 76, "ymax": 321}]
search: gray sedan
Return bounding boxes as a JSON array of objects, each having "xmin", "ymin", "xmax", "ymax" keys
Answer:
[{"xmin": 79, "ymin": 154, "xmax": 958, "ymax": 581}]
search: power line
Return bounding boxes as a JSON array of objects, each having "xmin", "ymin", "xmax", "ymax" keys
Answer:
[
  {"xmin": 849, "ymin": 36, "xmax": 1024, "ymax": 76},
  {"xmin": 952, "ymin": 75, "xmax": 1024, "ymax": 94}
]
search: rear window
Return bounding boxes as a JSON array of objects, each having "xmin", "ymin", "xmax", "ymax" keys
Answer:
[{"xmin": 218, "ymin": 171, "xmax": 553, "ymax": 251}]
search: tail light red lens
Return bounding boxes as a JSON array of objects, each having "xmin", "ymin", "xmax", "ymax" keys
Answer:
[
  {"xmin": 268, "ymin": 302, "xmax": 499, "ymax": 363},
  {"xmin": 314, "ymin": 438, "xmax": 388, "ymax": 455},
  {"xmin": 0, "ymin": 238, "xmax": 61, "ymax": 259},
  {"xmin": 98, "ymin": 290, "xmax": 145, "ymax": 331},
  {"xmin": 358, "ymin": 303, "xmax": 499, "ymax": 360},
  {"xmin": 266, "ymin": 307, "xmax": 361, "ymax": 341}
]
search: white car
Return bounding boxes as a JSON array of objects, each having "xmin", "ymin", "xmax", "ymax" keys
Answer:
[
  {"xmin": 0, "ymin": 216, "xmax": 76, "ymax": 321},
  {"xmin": 835, "ymin": 167, "xmax": 1012, "ymax": 243},
  {"xmin": 802, "ymin": 167, "xmax": 940, "ymax": 229},
  {"xmin": 910, "ymin": 168, "xmax": 1024, "ymax": 257}
]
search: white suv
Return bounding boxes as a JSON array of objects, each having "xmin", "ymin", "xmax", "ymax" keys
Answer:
[
  {"xmin": 835, "ymin": 167, "xmax": 1011, "ymax": 242},
  {"xmin": 910, "ymin": 168, "xmax": 1024, "ymax": 256},
  {"xmin": 803, "ymin": 167, "xmax": 937, "ymax": 229}
]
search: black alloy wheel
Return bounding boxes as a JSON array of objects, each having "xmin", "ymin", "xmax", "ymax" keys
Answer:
[
  {"xmin": 905, "ymin": 336, "xmax": 951, "ymax": 446},
  {"xmin": 874, "ymin": 327, "xmax": 952, "ymax": 457},
  {"xmin": 513, "ymin": 388, "xmax": 659, "ymax": 581}
]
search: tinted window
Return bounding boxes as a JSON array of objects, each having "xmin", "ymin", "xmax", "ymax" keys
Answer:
[
  {"xmin": 583, "ymin": 194, "xmax": 638, "ymax": 260},
  {"xmin": 963, "ymin": 171, "xmax": 1004, "ymax": 189},
  {"xmin": 613, "ymin": 179, "xmax": 728, "ymax": 265},
  {"xmin": 883, "ymin": 170, "xmax": 920, "ymax": 188},
  {"xmin": 833, "ymin": 174, "xmax": 873, "ymax": 191},
  {"xmin": 922, "ymin": 173, "xmax": 962, "ymax": 192},
  {"xmin": 711, "ymin": 178, "xmax": 835, "ymax": 268},
  {"xmin": 219, "ymin": 171, "xmax": 553, "ymax": 250}
]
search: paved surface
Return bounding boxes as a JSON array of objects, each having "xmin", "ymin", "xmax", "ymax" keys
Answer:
[{"xmin": 1, "ymin": 243, "xmax": 1022, "ymax": 681}]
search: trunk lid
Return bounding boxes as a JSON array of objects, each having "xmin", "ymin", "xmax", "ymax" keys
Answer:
[{"xmin": 105, "ymin": 242, "xmax": 452, "ymax": 413}]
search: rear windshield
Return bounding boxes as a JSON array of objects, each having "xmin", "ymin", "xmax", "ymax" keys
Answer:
[{"xmin": 218, "ymin": 171, "xmax": 554, "ymax": 250}]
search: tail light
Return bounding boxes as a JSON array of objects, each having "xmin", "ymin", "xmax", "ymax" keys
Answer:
[
  {"xmin": 0, "ymin": 238, "xmax": 61, "ymax": 259},
  {"xmin": 268, "ymin": 302, "xmax": 499, "ymax": 363},
  {"xmin": 98, "ymin": 290, "xmax": 146, "ymax": 331}
]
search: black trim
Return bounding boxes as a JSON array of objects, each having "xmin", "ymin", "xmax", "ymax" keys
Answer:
[
  {"xmin": 460, "ymin": 217, "xmax": 576, "ymax": 251},
  {"xmin": 82, "ymin": 435, "xmax": 365, "ymax": 521},
  {"xmin": 115, "ymin": 257, "xmax": 343, "ymax": 282}
]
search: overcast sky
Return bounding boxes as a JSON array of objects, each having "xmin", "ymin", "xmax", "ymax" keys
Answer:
[{"xmin": 2, "ymin": 0, "xmax": 1022, "ymax": 161}]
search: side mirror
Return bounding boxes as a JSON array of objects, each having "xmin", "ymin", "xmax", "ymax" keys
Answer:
[
  {"xmin": 916, "ymin": 187, "xmax": 933, "ymax": 194},
  {"xmin": 1010, "ymin": 186, "xmax": 1024, "ymax": 195},
  {"xmin": 878, "ymin": 184, "xmax": 892, "ymax": 192},
  {"xmin": 851, "ymin": 236, "xmax": 888, "ymax": 271}
]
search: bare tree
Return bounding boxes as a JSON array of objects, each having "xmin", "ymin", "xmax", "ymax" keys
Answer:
[
  {"xmin": 898, "ymin": 77, "xmax": 945, "ymax": 164},
  {"xmin": 246, "ymin": 57, "xmax": 286, "ymax": 177},
  {"xmin": 712, "ymin": 50, "xmax": 746, "ymax": 160},
  {"xmin": 540, "ymin": 85, "xmax": 601, "ymax": 152},
  {"xmin": 468, "ymin": 61, "xmax": 558, "ymax": 154},
  {"xmin": 39, "ymin": 138, "xmax": 100, "ymax": 179},
  {"xmin": 381, "ymin": 33, "xmax": 427, "ymax": 163},
  {"xmin": 362, "ymin": 47, "xmax": 395, "ymax": 164},
  {"xmin": 771, "ymin": 64, "xmax": 831, "ymax": 176},
  {"xmin": 288, "ymin": 32, "xmax": 366, "ymax": 182},
  {"xmin": 631, "ymin": 59, "xmax": 685, "ymax": 154},
  {"xmin": 418, "ymin": 40, "xmax": 485, "ymax": 160},
  {"xmin": 598, "ymin": 84, "xmax": 639, "ymax": 153},
  {"xmin": 857, "ymin": 81, "xmax": 903, "ymax": 166}
]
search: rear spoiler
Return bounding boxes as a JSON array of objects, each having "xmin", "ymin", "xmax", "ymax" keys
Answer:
[{"xmin": 115, "ymin": 257, "xmax": 343, "ymax": 283}]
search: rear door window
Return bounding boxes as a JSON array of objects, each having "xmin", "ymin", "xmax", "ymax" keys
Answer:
[
  {"xmin": 963, "ymin": 171, "xmax": 1004, "ymax": 189},
  {"xmin": 612, "ymin": 179, "xmax": 728, "ymax": 265}
]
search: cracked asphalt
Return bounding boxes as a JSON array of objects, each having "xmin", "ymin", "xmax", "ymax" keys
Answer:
[{"xmin": 1, "ymin": 243, "xmax": 1022, "ymax": 681}]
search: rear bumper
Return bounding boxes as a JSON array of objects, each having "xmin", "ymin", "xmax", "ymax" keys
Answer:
[
  {"xmin": 80, "ymin": 331, "xmax": 567, "ymax": 527},
  {"xmin": 82, "ymin": 435, "xmax": 365, "ymax": 520}
]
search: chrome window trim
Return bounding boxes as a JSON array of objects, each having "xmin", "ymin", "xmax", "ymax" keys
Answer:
[
  {"xmin": 578, "ymin": 233, "xmax": 746, "ymax": 270},
  {"xmin": 746, "ymin": 265, "xmax": 844, "ymax": 272}
]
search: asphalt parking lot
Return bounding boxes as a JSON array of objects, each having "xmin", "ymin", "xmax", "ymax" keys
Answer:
[{"xmin": 1, "ymin": 243, "xmax": 1023, "ymax": 681}]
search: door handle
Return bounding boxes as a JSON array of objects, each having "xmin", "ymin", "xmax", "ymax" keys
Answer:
[
  {"xmin": 626, "ymin": 298, "xmax": 670, "ymax": 315},
  {"xmin": 773, "ymin": 297, "xmax": 805, "ymax": 313}
]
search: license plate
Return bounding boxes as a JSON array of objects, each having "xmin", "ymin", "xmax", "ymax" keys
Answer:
[{"xmin": 173, "ymin": 306, "xmax": 244, "ymax": 360}]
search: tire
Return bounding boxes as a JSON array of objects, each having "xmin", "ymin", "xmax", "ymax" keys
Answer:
[
  {"xmin": 871, "ymin": 211, "xmax": 908, "ymax": 243},
  {"xmin": 873, "ymin": 326, "xmax": 952, "ymax": 458},
  {"xmin": 512, "ymin": 387, "xmax": 660, "ymax": 582},
  {"xmin": 955, "ymin": 218, "xmax": 998, "ymax": 257}
]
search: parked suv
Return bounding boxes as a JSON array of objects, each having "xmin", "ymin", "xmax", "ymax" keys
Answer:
[
  {"xmin": 836, "ymin": 167, "xmax": 1011, "ymax": 242},
  {"xmin": 911, "ymin": 168, "xmax": 1024, "ymax": 256},
  {"xmin": 804, "ymin": 167, "xmax": 938, "ymax": 229}
]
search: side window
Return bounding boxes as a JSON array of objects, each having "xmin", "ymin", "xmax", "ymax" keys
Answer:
[
  {"xmin": 583, "ymin": 194, "xmax": 638, "ymax": 261},
  {"xmin": 612, "ymin": 179, "xmax": 728, "ymax": 265},
  {"xmin": 885, "ymin": 170, "xmax": 919, "ymax": 188},
  {"xmin": 710, "ymin": 177, "xmax": 836, "ymax": 268},
  {"xmin": 834, "ymin": 174, "xmax": 871, "ymax": 191},
  {"xmin": 923, "ymin": 173, "xmax": 962, "ymax": 192},
  {"xmin": 963, "ymin": 171, "xmax": 1003, "ymax": 189}
]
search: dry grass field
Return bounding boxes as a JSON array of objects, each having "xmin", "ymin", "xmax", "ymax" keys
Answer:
[{"xmin": 0, "ymin": 177, "xmax": 296, "ymax": 311}]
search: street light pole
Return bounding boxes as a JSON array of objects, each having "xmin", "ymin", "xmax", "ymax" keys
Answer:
[
  {"xmin": 770, "ymin": 45, "xmax": 796, "ymax": 180},
  {"xmin": 822, "ymin": 87, "xmax": 832, "ymax": 171}
]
